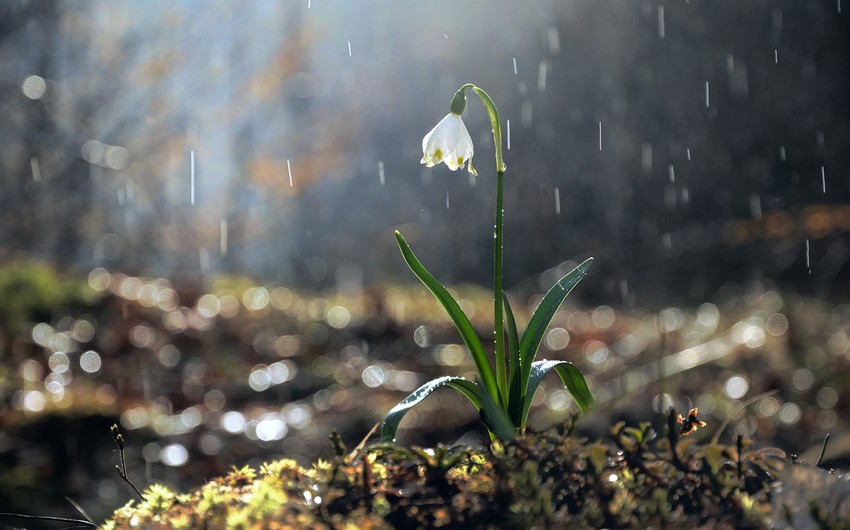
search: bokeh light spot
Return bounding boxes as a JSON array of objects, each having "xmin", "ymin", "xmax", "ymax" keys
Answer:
[
  {"xmin": 778, "ymin": 402, "xmax": 801, "ymax": 424},
  {"xmin": 362, "ymin": 365, "xmax": 385, "ymax": 388},
  {"xmin": 249, "ymin": 365, "xmax": 271, "ymax": 391},
  {"xmin": 434, "ymin": 344, "xmax": 465, "ymax": 366},
  {"xmin": 243, "ymin": 287, "xmax": 270, "ymax": 311},
  {"xmin": 22, "ymin": 75, "xmax": 46, "ymax": 99},
  {"xmin": 161, "ymin": 444, "xmax": 189, "ymax": 466},
  {"xmin": 326, "ymin": 306, "xmax": 350, "ymax": 329},
  {"xmin": 79, "ymin": 350, "xmax": 103, "ymax": 373},
  {"xmin": 545, "ymin": 327, "xmax": 570, "ymax": 350},
  {"xmin": 256, "ymin": 417, "xmax": 287, "ymax": 441},
  {"xmin": 791, "ymin": 368, "xmax": 814, "ymax": 391},
  {"xmin": 48, "ymin": 352, "xmax": 70, "ymax": 373},
  {"xmin": 724, "ymin": 375, "xmax": 749, "ymax": 399},
  {"xmin": 221, "ymin": 411, "xmax": 246, "ymax": 434}
]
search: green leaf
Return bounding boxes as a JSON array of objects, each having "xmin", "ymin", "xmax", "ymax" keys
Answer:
[
  {"xmin": 394, "ymin": 231, "xmax": 499, "ymax": 401},
  {"xmin": 473, "ymin": 376, "xmax": 516, "ymax": 440},
  {"xmin": 380, "ymin": 376, "xmax": 515, "ymax": 442},
  {"xmin": 503, "ymin": 293, "xmax": 522, "ymax": 424},
  {"xmin": 521, "ymin": 360, "xmax": 593, "ymax": 427},
  {"xmin": 518, "ymin": 258, "xmax": 593, "ymax": 396}
]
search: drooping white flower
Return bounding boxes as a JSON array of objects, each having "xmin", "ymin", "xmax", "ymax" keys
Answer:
[{"xmin": 420, "ymin": 113, "xmax": 477, "ymax": 175}]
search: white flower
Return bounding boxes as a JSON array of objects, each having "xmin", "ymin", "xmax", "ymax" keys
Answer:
[{"xmin": 420, "ymin": 113, "xmax": 477, "ymax": 175}]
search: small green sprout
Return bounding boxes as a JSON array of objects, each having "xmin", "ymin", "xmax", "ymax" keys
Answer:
[{"xmin": 382, "ymin": 84, "xmax": 594, "ymax": 443}]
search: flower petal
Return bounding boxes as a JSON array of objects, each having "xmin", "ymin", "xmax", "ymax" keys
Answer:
[{"xmin": 420, "ymin": 113, "xmax": 475, "ymax": 174}]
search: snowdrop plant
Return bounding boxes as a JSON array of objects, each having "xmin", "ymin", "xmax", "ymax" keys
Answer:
[{"xmin": 381, "ymin": 84, "xmax": 594, "ymax": 442}]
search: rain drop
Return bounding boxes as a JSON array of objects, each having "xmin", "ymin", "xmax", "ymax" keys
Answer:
[
  {"xmin": 658, "ymin": 5, "xmax": 665, "ymax": 39},
  {"xmin": 30, "ymin": 157, "xmax": 41, "ymax": 181},
  {"xmin": 538, "ymin": 60, "xmax": 548, "ymax": 92},
  {"xmin": 749, "ymin": 194, "xmax": 762, "ymax": 220},
  {"xmin": 547, "ymin": 27, "xmax": 561, "ymax": 54},
  {"xmin": 805, "ymin": 239, "xmax": 811, "ymax": 273},
  {"xmin": 220, "ymin": 218, "xmax": 228, "ymax": 257},
  {"xmin": 189, "ymin": 149, "xmax": 195, "ymax": 205},
  {"xmin": 598, "ymin": 121, "xmax": 603, "ymax": 151}
]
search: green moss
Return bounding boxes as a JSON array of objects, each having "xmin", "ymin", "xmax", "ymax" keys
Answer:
[{"xmin": 103, "ymin": 419, "xmax": 848, "ymax": 529}]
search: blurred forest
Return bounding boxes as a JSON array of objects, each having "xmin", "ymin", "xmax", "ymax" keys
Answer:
[
  {"xmin": 1, "ymin": 0, "xmax": 849, "ymax": 524},
  {"xmin": 1, "ymin": 1, "xmax": 847, "ymax": 304}
]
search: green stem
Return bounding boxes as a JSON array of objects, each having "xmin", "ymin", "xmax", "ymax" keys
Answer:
[
  {"xmin": 493, "ymin": 169, "xmax": 506, "ymax": 403},
  {"xmin": 459, "ymin": 84, "xmax": 507, "ymax": 404},
  {"xmin": 468, "ymin": 86, "xmax": 505, "ymax": 173}
]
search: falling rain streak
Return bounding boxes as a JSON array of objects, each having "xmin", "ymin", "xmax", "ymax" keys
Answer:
[
  {"xmin": 705, "ymin": 81, "xmax": 710, "ymax": 107},
  {"xmin": 347, "ymin": 41, "xmax": 352, "ymax": 56},
  {"xmin": 538, "ymin": 60, "xmax": 548, "ymax": 92},
  {"xmin": 821, "ymin": 166, "xmax": 826, "ymax": 193},
  {"xmin": 805, "ymin": 239, "xmax": 812, "ymax": 274},
  {"xmin": 446, "ymin": 189, "xmax": 450, "ymax": 209},
  {"xmin": 774, "ymin": 49, "xmax": 779, "ymax": 63},
  {"xmin": 512, "ymin": 57, "xmax": 517, "ymax": 74},
  {"xmin": 554, "ymin": 187, "xmax": 561, "ymax": 214},
  {"xmin": 220, "ymin": 219, "xmax": 228, "ymax": 257},
  {"xmin": 378, "ymin": 161, "xmax": 385, "ymax": 185},
  {"xmin": 506, "ymin": 119, "xmax": 511, "ymax": 150},
  {"xmin": 598, "ymin": 121, "xmax": 602, "ymax": 151},
  {"xmin": 658, "ymin": 5, "xmax": 665, "ymax": 39},
  {"xmin": 30, "ymin": 157, "xmax": 41, "ymax": 180},
  {"xmin": 287, "ymin": 159, "xmax": 293, "ymax": 187},
  {"xmin": 686, "ymin": 148, "xmax": 692, "ymax": 161},
  {"xmin": 190, "ymin": 149, "xmax": 195, "ymax": 205}
]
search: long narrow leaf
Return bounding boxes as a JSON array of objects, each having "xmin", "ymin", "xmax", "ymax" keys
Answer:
[
  {"xmin": 521, "ymin": 360, "xmax": 594, "ymax": 427},
  {"xmin": 394, "ymin": 231, "xmax": 499, "ymax": 401},
  {"xmin": 518, "ymin": 258, "xmax": 593, "ymax": 395},
  {"xmin": 380, "ymin": 376, "xmax": 514, "ymax": 442},
  {"xmin": 472, "ymin": 376, "xmax": 516, "ymax": 440},
  {"xmin": 503, "ymin": 292, "xmax": 522, "ymax": 425}
]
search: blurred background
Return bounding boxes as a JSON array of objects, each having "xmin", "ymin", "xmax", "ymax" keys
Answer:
[{"xmin": 1, "ymin": 0, "xmax": 849, "ymax": 524}]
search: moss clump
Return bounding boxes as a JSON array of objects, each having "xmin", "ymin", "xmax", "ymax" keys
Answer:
[{"xmin": 104, "ymin": 414, "xmax": 841, "ymax": 529}]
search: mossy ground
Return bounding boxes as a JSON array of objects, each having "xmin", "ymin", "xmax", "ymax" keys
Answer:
[{"xmin": 102, "ymin": 412, "xmax": 847, "ymax": 530}]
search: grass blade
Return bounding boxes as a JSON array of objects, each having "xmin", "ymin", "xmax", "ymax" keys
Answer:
[
  {"xmin": 394, "ymin": 231, "xmax": 499, "ymax": 401},
  {"xmin": 380, "ymin": 376, "xmax": 514, "ymax": 442},
  {"xmin": 518, "ymin": 258, "xmax": 593, "ymax": 396},
  {"xmin": 503, "ymin": 292, "xmax": 522, "ymax": 425},
  {"xmin": 381, "ymin": 376, "xmax": 474, "ymax": 442},
  {"xmin": 521, "ymin": 360, "xmax": 593, "ymax": 427}
]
